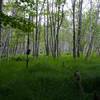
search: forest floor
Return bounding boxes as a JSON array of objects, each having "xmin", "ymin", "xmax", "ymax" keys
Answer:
[{"xmin": 0, "ymin": 56, "xmax": 100, "ymax": 100}]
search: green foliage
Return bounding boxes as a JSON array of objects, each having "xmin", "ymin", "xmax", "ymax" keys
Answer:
[
  {"xmin": 20, "ymin": 0, "xmax": 35, "ymax": 4},
  {"xmin": 55, "ymin": 0, "xmax": 65, "ymax": 5},
  {"xmin": 0, "ymin": 12, "xmax": 35, "ymax": 32}
]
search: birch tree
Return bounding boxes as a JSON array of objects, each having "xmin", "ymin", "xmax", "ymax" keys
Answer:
[
  {"xmin": 77, "ymin": 0, "xmax": 83, "ymax": 57},
  {"xmin": 0, "ymin": 0, "xmax": 3, "ymax": 47}
]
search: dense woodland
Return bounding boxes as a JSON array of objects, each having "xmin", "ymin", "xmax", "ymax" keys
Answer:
[
  {"xmin": 0, "ymin": 0, "xmax": 100, "ymax": 100},
  {"xmin": 0, "ymin": 0, "xmax": 99, "ymax": 59}
]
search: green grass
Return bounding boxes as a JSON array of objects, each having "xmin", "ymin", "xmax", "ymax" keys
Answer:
[{"xmin": 0, "ymin": 56, "xmax": 100, "ymax": 100}]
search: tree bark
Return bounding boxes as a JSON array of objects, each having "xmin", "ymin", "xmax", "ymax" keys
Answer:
[
  {"xmin": 72, "ymin": 0, "xmax": 76, "ymax": 58},
  {"xmin": 86, "ymin": 0, "xmax": 100, "ymax": 58},
  {"xmin": 77, "ymin": 0, "xmax": 83, "ymax": 57},
  {"xmin": 0, "ymin": 0, "xmax": 3, "ymax": 47}
]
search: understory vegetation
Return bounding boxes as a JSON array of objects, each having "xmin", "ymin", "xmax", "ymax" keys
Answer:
[{"xmin": 0, "ymin": 56, "xmax": 100, "ymax": 100}]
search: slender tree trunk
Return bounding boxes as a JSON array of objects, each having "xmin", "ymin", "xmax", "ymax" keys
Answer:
[
  {"xmin": 51, "ymin": 1, "xmax": 56, "ymax": 57},
  {"xmin": 26, "ymin": 31, "xmax": 29, "ymax": 68},
  {"xmin": 0, "ymin": 0, "xmax": 3, "ymax": 47},
  {"xmin": 49, "ymin": 15, "xmax": 54, "ymax": 56},
  {"xmin": 46, "ymin": 0, "xmax": 50, "ymax": 56},
  {"xmin": 44, "ymin": 11, "xmax": 49, "ymax": 56},
  {"xmin": 85, "ymin": 0, "xmax": 93, "ymax": 58},
  {"xmin": 56, "ymin": 5, "xmax": 60, "ymax": 57},
  {"xmin": 77, "ymin": 0, "xmax": 83, "ymax": 57},
  {"xmin": 56, "ymin": 4, "xmax": 64, "ymax": 57},
  {"xmin": 1, "ymin": 31, "xmax": 10, "ymax": 58},
  {"xmin": 72, "ymin": 0, "xmax": 76, "ymax": 58},
  {"xmin": 33, "ymin": 29, "xmax": 35, "ymax": 56},
  {"xmin": 85, "ymin": 1, "xmax": 100, "ymax": 58},
  {"xmin": 35, "ymin": 0, "xmax": 39, "ymax": 57}
]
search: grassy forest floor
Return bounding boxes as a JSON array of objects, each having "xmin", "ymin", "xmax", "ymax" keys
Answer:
[{"xmin": 0, "ymin": 56, "xmax": 100, "ymax": 100}]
